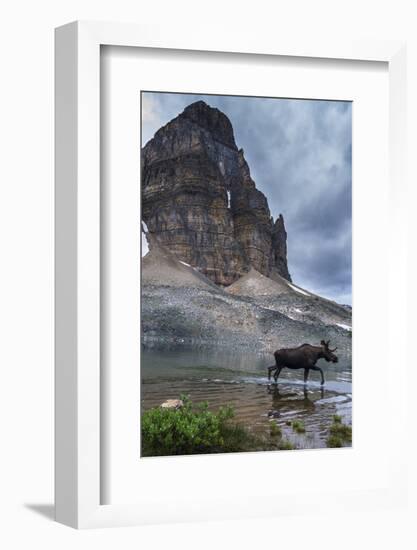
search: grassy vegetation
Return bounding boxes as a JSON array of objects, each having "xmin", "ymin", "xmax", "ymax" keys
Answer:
[
  {"xmin": 291, "ymin": 420, "xmax": 306, "ymax": 434},
  {"xmin": 141, "ymin": 394, "xmax": 354, "ymax": 455},
  {"xmin": 278, "ymin": 439, "xmax": 295, "ymax": 450},
  {"xmin": 270, "ymin": 422, "xmax": 282, "ymax": 438},
  {"xmin": 326, "ymin": 434, "xmax": 343, "ymax": 448},
  {"xmin": 141, "ymin": 395, "xmax": 296, "ymax": 456},
  {"xmin": 329, "ymin": 422, "xmax": 352, "ymax": 441},
  {"xmin": 326, "ymin": 415, "xmax": 352, "ymax": 448},
  {"xmin": 269, "ymin": 421, "xmax": 296, "ymax": 449}
]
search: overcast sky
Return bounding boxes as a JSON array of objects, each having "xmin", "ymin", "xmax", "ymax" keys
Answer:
[{"xmin": 141, "ymin": 92, "xmax": 352, "ymax": 305}]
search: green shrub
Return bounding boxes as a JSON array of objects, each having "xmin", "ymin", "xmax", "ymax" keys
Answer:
[
  {"xmin": 279, "ymin": 439, "xmax": 295, "ymax": 450},
  {"xmin": 270, "ymin": 423, "xmax": 282, "ymax": 438},
  {"xmin": 326, "ymin": 435, "xmax": 343, "ymax": 448},
  {"xmin": 142, "ymin": 395, "xmax": 257, "ymax": 456},
  {"xmin": 329, "ymin": 422, "xmax": 352, "ymax": 442},
  {"xmin": 325, "ymin": 416, "xmax": 352, "ymax": 448},
  {"xmin": 291, "ymin": 420, "xmax": 306, "ymax": 434}
]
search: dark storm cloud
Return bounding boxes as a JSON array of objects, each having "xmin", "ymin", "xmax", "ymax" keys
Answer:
[{"xmin": 142, "ymin": 92, "xmax": 352, "ymax": 305}]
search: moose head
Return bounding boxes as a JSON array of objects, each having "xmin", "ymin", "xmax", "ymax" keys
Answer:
[{"xmin": 320, "ymin": 340, "xmax": 339, "ymax": 363}]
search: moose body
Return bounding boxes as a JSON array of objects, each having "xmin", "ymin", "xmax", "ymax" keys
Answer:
[{"xmin": 268, "ymin": 340, "xmax": 338, "ymax": 386}]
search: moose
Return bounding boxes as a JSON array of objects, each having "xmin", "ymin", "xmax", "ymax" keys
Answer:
[{"xmin": 268, "ymin": 340, "xmax": 338, "ymax": 386}]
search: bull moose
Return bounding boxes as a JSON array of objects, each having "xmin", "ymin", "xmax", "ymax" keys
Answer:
[{"xmin": 268, "ymin": 340, "xmax": 338, "ymax": 386}]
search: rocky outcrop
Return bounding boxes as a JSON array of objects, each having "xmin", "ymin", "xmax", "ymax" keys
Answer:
[
  {"xmin": 142, "ymin": 100, "xmax": 291, "ymax": 286},
  {"xmin": 160, "ymin": 399, "xmax": 184, "ymax": 410},
  {"xmin": 271, "ymin": 214, "xmax": 291, "ymax": 282}
]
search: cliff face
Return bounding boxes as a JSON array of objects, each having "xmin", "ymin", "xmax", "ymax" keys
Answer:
[
  {"xmin": 271, "ymin": 214, "xmax": 291, "ymax": 282},
  {"xmin": 141, "ymin": 100, "xmax": 291, "ymax": 286}
]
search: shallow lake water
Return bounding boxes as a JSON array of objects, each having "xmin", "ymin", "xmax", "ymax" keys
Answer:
[{"xmin": 141, "ymin": 346, "xmax": 352, "ymax": 450}]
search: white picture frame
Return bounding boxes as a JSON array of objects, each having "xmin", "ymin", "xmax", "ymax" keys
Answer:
[{"xmin": 55, "ymin": 21, "xmax": 407, "ymax": 529}]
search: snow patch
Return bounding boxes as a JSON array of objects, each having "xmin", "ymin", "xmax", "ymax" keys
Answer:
[
  {"xmin": 179, "ymin": 261, "xmax": 191, "ymax": 268},
  {"xmin": 288, "ymin": 283, "xmax": 310, "ymax": 296},
  {"xmin": 142, "ymin": 221, "xmax": 149, "ymax": 233},
  {"xmin": 227, "ymin": 190, "xmax": 231, "ymax": 208},
  {"xmin": 337, "ymin": 323, "xmax": 352, "ymax": 331},
  {"xmin": 141, "ymin": 233, "xmax": 149, "ymax": 257},
  {"xmin": 286, "ymin": 314, "xmax": 298, "ymax": 321}
]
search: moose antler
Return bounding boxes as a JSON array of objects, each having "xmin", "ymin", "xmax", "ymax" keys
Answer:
[{"xmin": 320, "ymin": 340, "xmax": 337, "ymax": 352}]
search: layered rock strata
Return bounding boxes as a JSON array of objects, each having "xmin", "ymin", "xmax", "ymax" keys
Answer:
[{"xmin": 141, "ymin": 100, "xmax": 291, "ymax": 286}]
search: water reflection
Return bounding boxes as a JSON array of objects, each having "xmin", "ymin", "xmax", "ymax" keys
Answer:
[
  {"xmin": 268, "ymin": 384, "xmax": 324, "ymax": 407},
  {"xmin": 265, "ymin": 383, "xmax": 325, "ymax": 423},
  {"xmin": 141, "ymin": 345, "xmax": 352, "ymax": 449}
]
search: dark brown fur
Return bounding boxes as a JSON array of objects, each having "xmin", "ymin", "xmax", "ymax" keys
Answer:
[{"xmin": 268, "ymin": 340, "xmax": 338, "ymax": 385}]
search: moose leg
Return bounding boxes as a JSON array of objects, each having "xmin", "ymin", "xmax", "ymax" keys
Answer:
[
  {"xmin": 304, "ymin": 368, "xmax": 309, "ymax": 384},
  {"xmin": 273, "ymin": 367, "xmax": 282, "ymax": 383},
  {"xmin": 268, "ymin": 365, "xmax": 276, "ymax": 381},
  {"xmin": 312, "ymin": 366, "xmax": 325, "ymax": 385}
]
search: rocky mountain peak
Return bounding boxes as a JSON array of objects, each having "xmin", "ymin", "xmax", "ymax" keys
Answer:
[
  {"xmin": 180, "ymin": 101, "xmax": 237, "ymax": 150},
  {"xmin": 142, "ymin": 102, "xmax": 291, "ymax": 286}
]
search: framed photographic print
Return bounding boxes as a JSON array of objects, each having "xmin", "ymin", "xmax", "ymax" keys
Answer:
[
  {"xmin": 138, "ymin": 89, "xmax": 353, "ymax": 458},
  {"xmin": 55, "ymin": 21, "xmax": 408, "ymax": 528}
]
